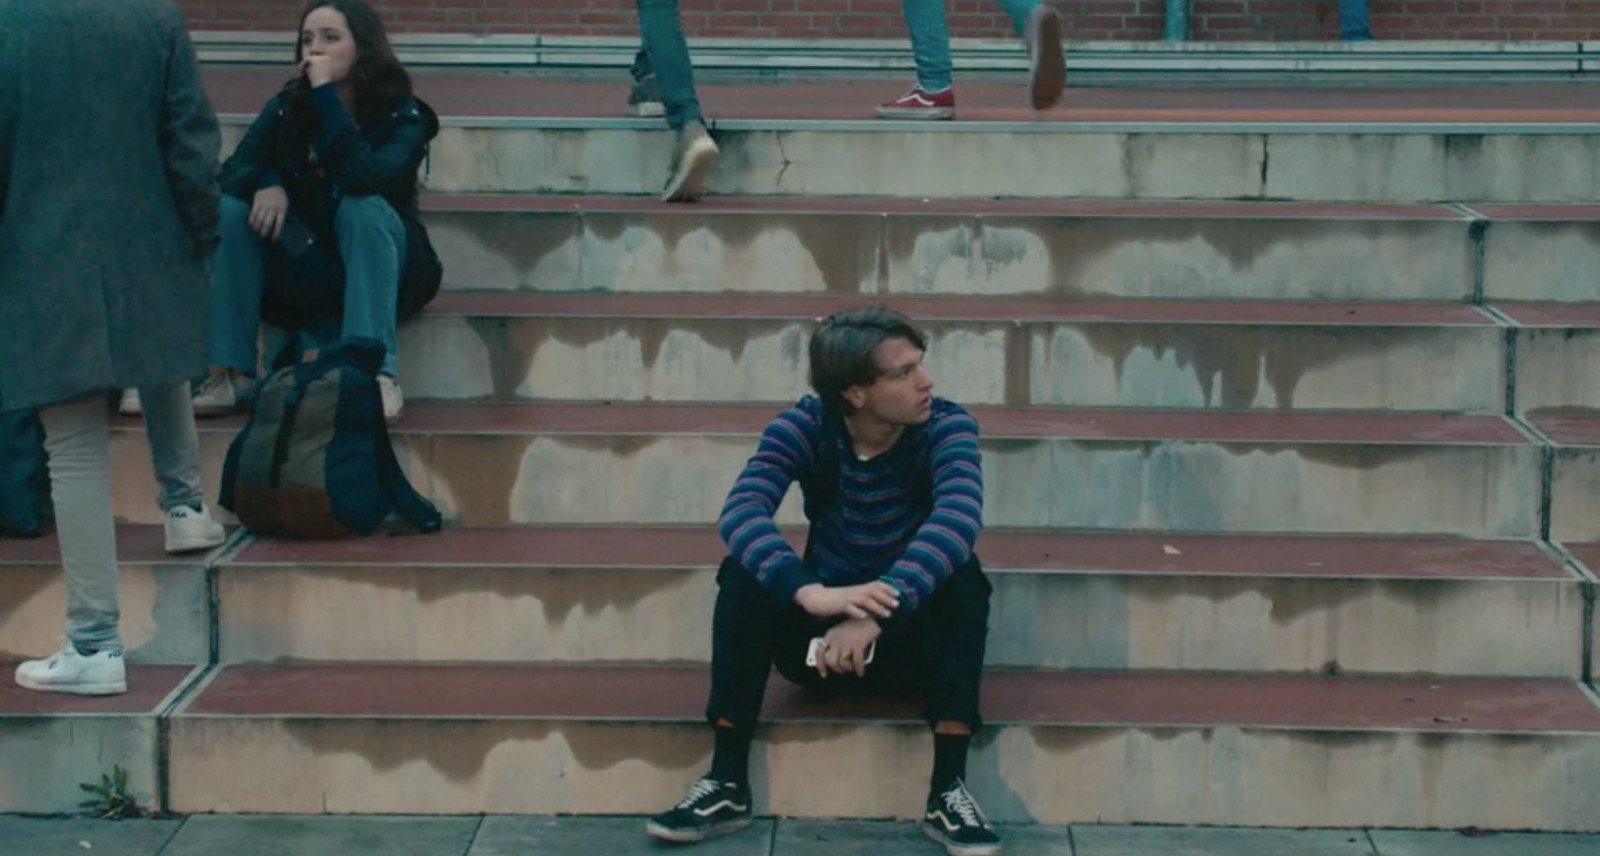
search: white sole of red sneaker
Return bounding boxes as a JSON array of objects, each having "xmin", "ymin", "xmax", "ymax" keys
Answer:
[{"xmin": 875, "ymin": 106, "xmax": 955, "ymax": 120}]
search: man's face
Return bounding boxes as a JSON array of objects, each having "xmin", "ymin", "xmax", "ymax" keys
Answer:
[{"xmin": 843, "ymin": 337, "xmax": 935, "ymax": 426}]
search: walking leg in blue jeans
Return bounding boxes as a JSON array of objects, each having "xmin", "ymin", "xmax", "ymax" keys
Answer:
[
  {"xmin": 627, "ymin": 47, "xmax": 666, "ymax": 118},
  {"xmin": 882, "ymin": 0, "xmax": 1065, "ymax": 118},
  {"xmin": 1339, "ymin": 0, "xmax": 1372, "ymax": 40},
  {"xmin": 634, "ymin": 0, "xmax": 718, "ymax": 201}
]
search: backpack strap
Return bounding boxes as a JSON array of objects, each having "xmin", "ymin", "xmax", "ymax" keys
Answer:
[{"xmin": 376, "ymin": 428, "xmax": 442, "ymax": 533}]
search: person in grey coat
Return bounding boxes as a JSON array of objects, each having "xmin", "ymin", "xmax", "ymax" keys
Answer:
[{"xmin": 0, "ymin": 0, "xmax": 229, "ymax": 695}]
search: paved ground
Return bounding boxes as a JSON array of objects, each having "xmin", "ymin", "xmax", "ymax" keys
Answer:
[{"xmin": 4, "ymin": 816, "xmax": 1599, "ymax": 856}]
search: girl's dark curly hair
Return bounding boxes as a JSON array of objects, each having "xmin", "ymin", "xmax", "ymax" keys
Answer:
[{"xmin": 285, "ymin": 0, "xmax": 412, "ymax": 129}]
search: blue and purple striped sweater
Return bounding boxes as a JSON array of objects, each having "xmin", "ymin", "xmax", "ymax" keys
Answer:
[{"xmin": 717, "ymin": 395, "xmax": 984, "ymax": 612}]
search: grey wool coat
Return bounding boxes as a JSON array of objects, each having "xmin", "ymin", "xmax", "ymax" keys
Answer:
[{"xmin": 0, "ymin": 0, "xmax": 221, "ymax": 412}]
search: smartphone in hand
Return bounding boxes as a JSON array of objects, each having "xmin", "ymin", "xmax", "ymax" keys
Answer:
[
  {"xmin": 805, "ymin": 637, "xmax": 876, "ymax": 669},
  {"xmin": 277, "ymin": 216, "xmax": 317, "ymax": 259}
]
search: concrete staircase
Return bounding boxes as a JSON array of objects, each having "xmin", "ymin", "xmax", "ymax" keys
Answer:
[{"xmin": 3, "ymin": 70, "xmax": 1599, "ymax": 831}]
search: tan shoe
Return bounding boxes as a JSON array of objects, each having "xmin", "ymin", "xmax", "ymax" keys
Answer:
[
  {"xmin": 662, "ymin": 120, "xmax": 718, "ymax": 203},
  {"xmin": 379, "ymin": 374, "xmax": 404, "ymax": 425},
  {"xmin": 192, "ymin": 372, "xmax": 245, "ymax": 418},
  {"xmin": 1025, "ymin": 4, "xmax": 1066, "ymax": 110}
]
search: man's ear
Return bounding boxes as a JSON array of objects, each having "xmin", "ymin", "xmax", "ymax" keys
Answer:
[{"xmin": 841, "ymin": 386, "xmax": 866, "ymax": 411}]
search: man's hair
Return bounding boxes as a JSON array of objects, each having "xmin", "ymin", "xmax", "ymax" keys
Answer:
[{"xmin": 809, "ymin": 307, "xmax": 927, "ymax": 414}]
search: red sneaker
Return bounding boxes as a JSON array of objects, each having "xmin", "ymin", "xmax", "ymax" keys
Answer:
[{"xmin": 876, "ymin": 87, "xmax": 955, "ymax": 120}]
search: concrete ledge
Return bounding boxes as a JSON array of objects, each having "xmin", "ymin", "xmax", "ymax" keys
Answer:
[
  {"xmin": 193, "ymin": 34, "xmax": 1596, "ymax": 78},
  {"xmin": 211, "ymin": 561, "xmax": 1584, "ymax": 677},
  {"xmin": 0, "ymin": 665, "xmax": 205, "ymax": 814}
]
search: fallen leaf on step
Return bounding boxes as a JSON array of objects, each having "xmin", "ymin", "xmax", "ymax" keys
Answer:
[
  {"xmin": 1433, "ymin": 716, "xmax": 1467, "ymax": 724},
  {"xmin": 1162, "ymin": 545, "xmax": 1181, "ymax": 555}
]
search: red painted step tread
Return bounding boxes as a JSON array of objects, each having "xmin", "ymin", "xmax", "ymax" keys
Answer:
[
  {"xmin": 424, "ymin": 292, "xmax": 1494, "ymax": 327},
  {"xmin": 0, "ymin": 525, "xmax": 178, "ymax": 565},
  {"xmin": 201, "ymin": 67, "xmax": 1600, "ymax": 125},
  {"xmin": 179, "ymin": 665, "xmax": 1600, "ymax": 732},
  {"xmin": 0, "ymin": 665, "xmax": 193, "ymax": 716},
  {"xmin": 124, "ymin": 403, "xmax": 1526, "ymax": 445},
  {"xmin": 419, "ymin": 193, "xmax": 1466, "ymax": 220},
  {"xmin": 1494, "ymin": 302, "xmax": 1600, "ymax": 328},
  {"xmin": 230, "ymin": 527, "xmax": 1567, "ymax": 581}
]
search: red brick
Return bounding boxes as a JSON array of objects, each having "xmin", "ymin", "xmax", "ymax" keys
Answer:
[{"xmin": 172, "ymin": 0, "xmax": 1600, "ymax": 40}]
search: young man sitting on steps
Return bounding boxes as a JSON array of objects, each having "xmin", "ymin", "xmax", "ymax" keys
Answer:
[{"xmin": 646, "ymin": 307, "xmax": 1001, "ymax": 856}]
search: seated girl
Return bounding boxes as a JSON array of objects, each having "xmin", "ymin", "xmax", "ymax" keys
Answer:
[{"xmin": 127, "ymin": 0, "xmax": 441, "ymax": 423}]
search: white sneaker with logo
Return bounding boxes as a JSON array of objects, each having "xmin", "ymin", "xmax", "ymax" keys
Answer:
[
  {"xmin": 165, "ymin": 504, "xmax": 226, "ymax": 554},
  {"xmin": 14, "ymin": 645, "xmax": 127, "ymax": 696}
]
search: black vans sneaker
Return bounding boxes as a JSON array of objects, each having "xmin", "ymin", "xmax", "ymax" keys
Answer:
[
  {"xmin": 646, "ymin": 776, "xmax": 753, "ymax": 843},
  {"xmin": 922, "ymin": 779, "xmax": 1002, "ymax": 856}
]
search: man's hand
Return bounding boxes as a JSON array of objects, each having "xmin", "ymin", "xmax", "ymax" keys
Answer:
[
  {"xmin": 794, "ymin": 581, "xmax": 899, "ymax": 620},
  {"xmin": 818, "ymin": 618, "xmax": 881, "ymax": 678},
  {"xmin": 249, "ymin": 186, "xmax": 289, "ymax": 241}
]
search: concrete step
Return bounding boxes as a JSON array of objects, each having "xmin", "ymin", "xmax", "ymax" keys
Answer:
[
  {"xmin": 161, "ymin": 664, "xmax": 1600, "ymax": 829},
  {"xmin": 212, "ymin": 527, "xmax": 1586, "ymax": 679},
  {"xmin": 1502, "ymin": 303, "xmax": 1600, "ymax": 414},
  {"xmin": 1477, "ymin": 205, "xmax": 1600, "ymax": 303},
  {"xmin": 202, "ymin": 70, "xmax": 1600, "ymax": 203},
  {"xmin": 398, "ymin": 293, "xmax": 1507, "ymax": 412},
  {"xmin": 0, "ymin": 664, "xmax": 200, "ymax": 815},
  {"xmin": 0, "ymin": 526, "xmax": 214, "ymax": 666},
  {"xmin": 109, "ymin": 405, "xmax": 1543, "ymax": 537},
  {"xmin": 1560, "ymin": 542, "xmax": 1600, "ymax": 685},
  {"xmin": 1532, "ymin": 414, "xmax": 1600, "ymax": 543},
  {"xmin": 420, "ymin": 196, "xmax": 1483, "ymax": 301}
]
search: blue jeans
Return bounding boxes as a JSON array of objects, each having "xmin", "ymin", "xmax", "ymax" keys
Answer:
[
  {"xmin": 209, "ymin": 194, "xmax": 402, "ymax": 377},
  {"xmin": 903, "ymin": 0, "xmax": 1039, "ymax": 92},
  {"xmin": 631, "ymin": 0, "xmax": 703, "ymax": 131},
  {"xmin": 41, "ymin": 383, "xmax": 204, "ymax": 654},
  {"xmin": 1340, "ymin": 0, "xmax": 1371, "ymax": 39}
]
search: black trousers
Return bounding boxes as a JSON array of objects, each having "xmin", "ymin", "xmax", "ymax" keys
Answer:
[{"xmin": 705, "ymin": 554, "xmax": 991, "ymax": 732}]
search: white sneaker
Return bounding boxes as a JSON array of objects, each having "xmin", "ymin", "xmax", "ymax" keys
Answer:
[
  {"xmin": 118, "ymin": 388, "xmax": 142, "ymax": 416},
  {"xmin": 15, "ymin": 645, "xmax": 127, "ymax": 696},
  {"xmin": 379, "ymin": 374, "xmax": 404, "ymax": 425},
  {"xmin": 164, "ymin": 503, "xmax": 226, "ymax": 554},
  {"xmin": 191, "ymin": 372, "xmax": 244, "ymax": 418},
  {"xmin": 662, "ymin": 121, "xmax": 718, "ymax": 202}
]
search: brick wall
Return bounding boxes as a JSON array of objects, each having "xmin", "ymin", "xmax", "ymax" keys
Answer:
[{"xmin": 179, "ymin": 0, "xmax": 1600, "ymax": 42}]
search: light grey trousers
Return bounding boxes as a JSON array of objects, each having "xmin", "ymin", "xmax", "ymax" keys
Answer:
[{"xmin": 39, "ymin": 383, "xmax": 205, "ymax": 654}]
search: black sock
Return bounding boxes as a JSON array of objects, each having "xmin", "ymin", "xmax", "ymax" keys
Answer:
[
  {"xmin": 930, "ymin": 732, "xmax": 970, "ymax": 794},
  {"xmin": 710, "ymin": 726, "xmax": 752, "ymax": 787},
  {"xmin": 73, "ymin": 644, "xmax": 97, "ymax": 657}
]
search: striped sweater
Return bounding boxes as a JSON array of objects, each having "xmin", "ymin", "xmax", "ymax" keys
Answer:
[{"xmin": 717, "ymin": 395, "xmax": 984, "ymax": 613}]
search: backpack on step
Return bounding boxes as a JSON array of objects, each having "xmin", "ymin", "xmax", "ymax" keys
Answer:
[{"xmin": 219, "ymin": 337, "xmax": 442, "ymax": 538}]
